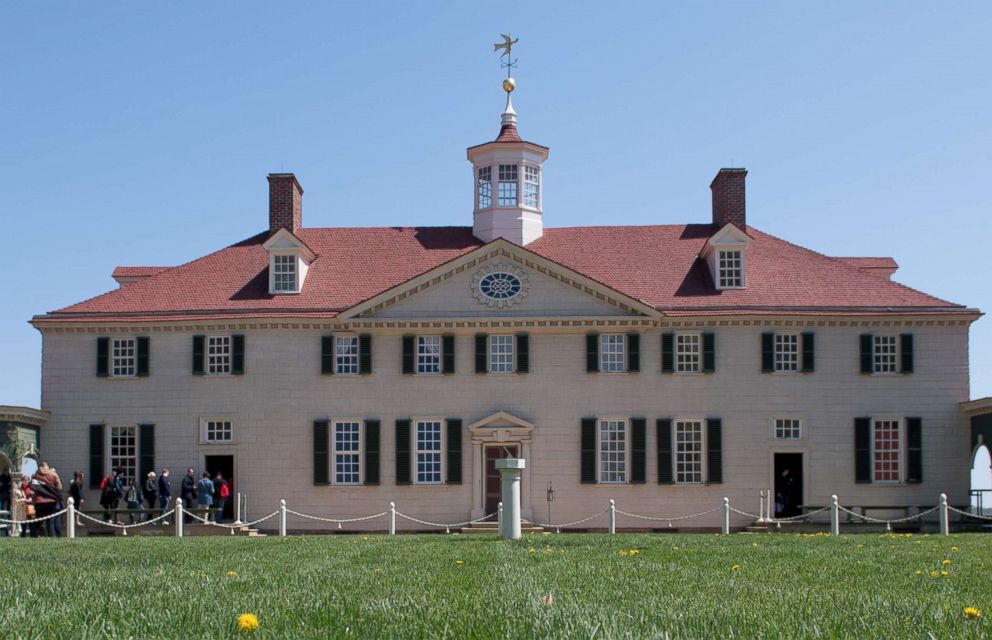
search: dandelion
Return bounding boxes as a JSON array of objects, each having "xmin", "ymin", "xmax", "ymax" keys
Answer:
[
  {"xmin": 618, "ymin": 550, "xmax": 629, "ymax": 557},
  {"xmin": 952, "ymin": 546, "xmax": 960, "ymax": 552},
  {"xmin": 629, "ymin": 549, "xmax": 640, "ymax": 556},
  {"xmin": 226, "ymin": 571, "xmax": 238, "ymax": 577},
  {"xmin": 731, "ymin": 564, "xmax": 741, "ymax": 572},
  {"xmin": 964, "ymin": 607, "xmax": 982, "ymax": 619},
  {"xmin": 237, "ymin": 613, "xmax": 259, "ymax": 632},
  {"xmin": 930, "ymin": 570, "xmax": 939, "ymax": 578},
  {"xmin": 455, "ymin": 560, "xmax": 464, "ymax": 566},
  {"xmin": 941, "ymin": 570, "xmax": 949, "ymax": 577},
  {"xmin": 943, "ymin": 559, "xmax": 952, "ymax": 565},
  {"xmin": 363, "ymin": 536, "xmax": 369, "ymax": 541},
  {"xmin": 752, "ymin": 543, "xmax": 758, "ymax": 547},
  {"xmin": 528, "ymin": 547, "xmax": 536, "ymax": 553},
  {"xmin": 915, "ymin": 570, "xmax": 923, "ymax": 576}
]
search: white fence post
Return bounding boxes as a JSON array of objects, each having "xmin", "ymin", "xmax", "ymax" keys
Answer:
[
  {"xmin": 67, "ymin": 497, "xmax": 76, "ymax": 540},
  {"xmin": 175, "ymin": 499, "xmax": 184, "ymax": 538},
  {"xmin": 767, "ymin": 488, "xmax": 773, "ymax": 521},
  {"xmin": 721, "ymin": 497, "xmax": 730, "ymax": 535},
  {"xmin": 939, "ymin": 493, "xmax": 949, "ymax": 536},
  {"xmin": 279, "ymin": 499, "xmax": 287, "ymax": 537},
  {"xmin": 234, "ymin": 492, "xmax": 242, "ymax": 526},
  {"xmin": 830, "ymin": 495, "xmax": 840, "ymax": 536},
  {"xmin": 389, "ymin": 502, "xmax": 396, "ymax": 535},
  {"xmin": 608, "ymin": 499, "xmax": 616, "ymax": 534},
  {"xmin": 497, "ymin": 501, "xmax": 503, "ymax": 530},
  {"xmin": 757, "ymin": 491, "xmax": 766, "ymax": 523}
]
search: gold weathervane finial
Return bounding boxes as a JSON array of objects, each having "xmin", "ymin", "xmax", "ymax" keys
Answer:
[{"xmin": 494, "ymin": 34, "xmax": 519, "ymax": 92}]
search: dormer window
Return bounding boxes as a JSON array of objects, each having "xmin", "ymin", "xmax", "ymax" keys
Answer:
[
  {"xmin": 717, "ymin": 250, "xmax": 743, "ymax": 288},
  {"xmin": 497, "ymin": 164, "xmax": 518, "ymax": 207},
  {"xmin": 477, "ymin": 166, "xmax": 492, "ymax": 209},
  {"xmin": 273, "ymin": 254, "xmax": 297, "ymax": 292},
  {"xmin": 701, "ymin": 223, "xmax": 751, "ymax": 291},
  {"xmin": 263, "ymin": 228, "xmax": 315, "ymax": 295}
]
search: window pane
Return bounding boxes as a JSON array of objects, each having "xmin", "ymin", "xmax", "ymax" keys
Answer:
[
  {"xmin": 416, "ymin": 421, "xmax": 442, "ymax": 484},
  {"xmin": 599, "ymin": 419, "xmax": 627, "ymax": 483},
  {"xmin": 497, "ymin": 164, "xmax": 518, "ymax": 207},
  {"xmin": 599, "ymin": 334, "xmax": 625, "ymax": 373},
  {"xmin": 112, "ymin": 339, "xmax": 136, "ymax": 377},
  {"xmin": 718, "ymin": 250, "xmax": 743, "ymax": 288},
  {"xmin": 334, "ymin": 422, "xmax": 361, "ymax": 484},
  {"xmin": 873, "ymin": 419, "xmax": 900, "ymax": 482},
  {"xmin": 523, "ymin": 165, "xmax": 539, "ymax": 208},
  {"xmin": 207, "ymin": 336, "xmax": 231, "ymax": 375},
  {"xmin": 477, "ymin": 166, "xmax": 492, "ymax": 209},
  {"xmin": 417, "ymin": 336, "xmax": 441, "ymax": 374},
  {"xmin": 774, "ymin": 334, "xmax": 799, "ymax": 372},
  {"xmin": 676, "ymin": 334, "xmax": 700, "ymax": 372},
  {"xmin": 774, "ymin": 418, "xmax": 801, "ymax": 439},
  {"xmin": 110, "ymin": 426, "xmax": 137, "ymax": 483},
  {"xmin": 873, "ymin": 336, "xmax": 897, "ymax": 373},
  {"xmin": 335, "ymin": 336, "xmax": 359, "ymax": 374},
  {"xmin": 273, "ymin": 254, "xmax": 297, "ymax": 292},
  {"xmin": 675, "ymin": 420, "xmax": 703, "ymax": 483},
  {"xmin": 206, "ymin": 420, "xmax": 233, "ymax": 443},
  {"xmin": 489, "ymin": 335, "xmax": 514, "ymax": 373}
]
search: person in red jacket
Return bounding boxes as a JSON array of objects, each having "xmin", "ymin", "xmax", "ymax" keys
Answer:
[
  {"xmin": 31, "ymin": 462, "xmax": 62, "ymax": 537},
  {"xmin": 212, "ymin": 472, "xmax": 230, "ymax": 522}
]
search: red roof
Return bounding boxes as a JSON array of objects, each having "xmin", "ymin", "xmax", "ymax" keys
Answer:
[
  {"xmin": 111, "ymin": 266, "xmax": 172, "ymax": 278},
  {"xmin": 38, "ymin": 225, "xmax": 967, "ymax": 322},
  {"xmin": 494, "ymin": 124, "xmax": 522, "ymax": 143}
]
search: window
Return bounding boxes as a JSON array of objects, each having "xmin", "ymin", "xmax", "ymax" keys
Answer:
[
  {"xmin": 717, "ymin": 250, "xmax": 743, "ymax": 288},
  {"xmin": 497, "ymin": 164, "xmax": 518, "ymax": 207},
  {"xmin": 676, "ymin": 333, "xmax": 701, "ymax": 373},
  {"xmin": 207, "ymin": 336, "xmax": 231, "ymax": 375},
  {"xmin": 873, "ymin": 419, "xmax": 901, "ymax": 483},
  {"xmin": 523, "ymin": 165, "xmax": 539, "ymax": 208},
  {"xmin": 415, "ymin": 420, "xmax": 442, "ymax": 484},
  {"xmin": 774, "ymin": 418, "xmax": 802, "ymax": 440},
  {"xmin": 477, "ymin": 166, "xmax": 492, "ymax": 209},
  {"xmin": 489, "ymin": 335, "xmax": 514, "ymax": 373},
  {"xmin": 335, "ymin": 336, "xmax": 359, "ymax": 375},
  {"xmin": 598, "ymin": 419, "xmax": 627, "ymax": 483},
  {"xmin": 774, "ymin": 334, "xmax": 799, "ymax": 372},
  {"xmin": 416, "ymin": 336, "xmax": 441, "ymax": 374},
  {"xmin": 873, "ymin": 336, "xmax": 898, "ymax": 373},
  {"xmin": 109, "ymin": 426, "xmax": 137, "ymax": 481},
  {"xmin": 112, "ymin": 338, "xmax": 136, "ymax": 377},
  {"xmin": 675, "ymin": 420, "xmax": 704, "ymax": 483},
  {"xmin": 599, "ymin": 334, "xmax": 626, "ymax": 373},
  {"xmin": 273, "ymin": 254, "xmax": 297, "ymax": 292},
  {"xmin": 205, "ymin": 420, "xmax": 233, "ymax": 443},
  {"xmin": 478, "ymin": 272, "xmax": 522, "ymax": 301},
  {"xmin": 334, "ymin": 421, "xmax": 361, "ymax": 485}
]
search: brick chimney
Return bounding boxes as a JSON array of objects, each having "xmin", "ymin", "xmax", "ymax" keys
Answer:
[
  {"xmin": 710, "ymin": 168, "xmax": 747, "ymax": 230},
  {"xmin": 267, "ymin": 173, "xmax": 303, "ymax": 235}
]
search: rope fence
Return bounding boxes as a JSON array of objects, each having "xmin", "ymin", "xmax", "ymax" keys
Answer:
[{"xmin": 0, "ymin": 492, "xmax": 986, "ymax": 539}]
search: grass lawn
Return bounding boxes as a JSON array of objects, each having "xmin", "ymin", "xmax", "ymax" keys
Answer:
[{"xmin": 0, "ymin": 532, "xmax": 989, "ymax": 639}]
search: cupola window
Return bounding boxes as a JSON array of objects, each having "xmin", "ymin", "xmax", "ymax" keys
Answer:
[
  {"xmin": 497, "ymin": 164, "xmax": 518, "ymax": 207},
  {"xmin": 523, "ymin": 165, "xmax": 540, "ymax": 208},
  {"xmin": 477, "ymin": 166, "xmax": 492, "ymax": 209}
]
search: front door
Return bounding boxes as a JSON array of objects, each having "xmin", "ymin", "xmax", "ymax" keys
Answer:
[
  {"xmin": 204, "ymin": 455, "xmax": 235, "ymax": 521},
  {"xmin": 485, "ymin": 444, "xmax": 520, "ymax": 516},
  {"xmin": 774, "ymin": 453, "xmax": 803, "ymax": 518}
]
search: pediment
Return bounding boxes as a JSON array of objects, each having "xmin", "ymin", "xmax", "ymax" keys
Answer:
[
  {"xmin": 706, "ymin": 223, "xmax": 752, "ymax": 247},
  {"xmin": 468, "ymin": 411, "xmax": 534, "ymax": 442},
  {"xmin": 341, "ymin": 239, "xmax": 660, "ymax": 320},
  {"xmin": 263, "ymin": 229, "xmax": 316, "ymax": 261}
]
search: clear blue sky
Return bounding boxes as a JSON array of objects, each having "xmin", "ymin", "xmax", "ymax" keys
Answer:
[{"xmin": 1, "ymin": 2, "xmax": 990, "ymax": 407}]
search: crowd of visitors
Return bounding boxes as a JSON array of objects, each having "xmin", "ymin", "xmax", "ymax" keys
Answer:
[{"xmin": 0, "ymin": 463, "xmax": 232, "ymax": 537}]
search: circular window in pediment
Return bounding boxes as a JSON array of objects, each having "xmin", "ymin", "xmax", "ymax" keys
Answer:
[{"xmin": 472, "ymin": 263, "xmax": 529, "ymax": 308}]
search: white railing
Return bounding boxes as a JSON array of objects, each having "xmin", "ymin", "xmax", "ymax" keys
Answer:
[{"xmin": 0, "ymin": 493, "xmax": 977, "ymax": 539}]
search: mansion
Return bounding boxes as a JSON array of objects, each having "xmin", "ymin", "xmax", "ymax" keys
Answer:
[{"xmin": 29, "ymin": 78, "xmax": 981, "ymax": 530}]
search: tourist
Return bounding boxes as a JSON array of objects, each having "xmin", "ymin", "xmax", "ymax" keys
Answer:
[
  {"xmin": 68, "ymin": 471, "xmax": 84, "ymax": 527},
  {"xmin": 180, "ymin": 468, "xmax": 196, "ymax": 523},
  {"xmin": 100, "ymin": 468, "xmax": 123, "ymax": 523},
  {"xmin": 123, "ymin": 477, "xmax": 142, "ymax": 524},
  {"xmin": 50, "ymin": 466, "xmax": 64, "ymax": 537},
  {"xmin": 32, "ymin": 462, "xmax": 63, "ymax": 537},
  {"xmin": 158, "ymin": 468, "xmax": 172, "ymax": 525},
  {"xmin": 143, "ymin": 471, "xmax": 158, "ymax": 521},
  {"xmin": 196, "ymin": 472, "xmax": 214, "ymax": 522},
  {"xmin": 13, "ymin": 475, "xmax": 33, "ymax": 537},
  {"xmin": 212, "ymin": 472, "xmax": 229, "ymax": 522}
]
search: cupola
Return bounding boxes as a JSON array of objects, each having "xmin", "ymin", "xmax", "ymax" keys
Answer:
[{"xmin": 467, "ymin": 43, "xmax": 549, "ymax": 246}]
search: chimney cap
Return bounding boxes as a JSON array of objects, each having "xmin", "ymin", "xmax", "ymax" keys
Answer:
[
  {"xmin": 709, "ymin": 168, "xmax": 747, "ymax": 188},
  {"xmin": 267, "ymin": 173, "xmax": 304, "ymax": 194}
]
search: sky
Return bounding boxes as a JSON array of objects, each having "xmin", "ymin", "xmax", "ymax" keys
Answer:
[{"xmin": 1, "ymin": 2, "xmax": 990, "ymax": 408}]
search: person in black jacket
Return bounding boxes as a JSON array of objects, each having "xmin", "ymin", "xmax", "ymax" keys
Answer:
[
  {"xmin": 143, "ymin": 471, "xmax": 158, "ymax": 522},
  {"xmin": 180, "ymin": 468, "xmax": 196, "ymax": 523},
  {"xmin": 158, "ymin": 468, "xmax": 172, "ymax": 524}
]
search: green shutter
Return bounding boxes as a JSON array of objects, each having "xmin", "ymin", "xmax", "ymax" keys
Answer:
[
  {"xmin": 231, "ymin": 335, "xmax": 245, "ymax": 375},
  {"xmin": 364, "ymin": 419, "xmax": 380, "ymax": 485},
  {"xmin": 855, "ymin": 417, "xmax": 872, "ymax": 483},
  {"xmin": 475, "ymin": 334, "xmax": 488, "ymax": 374},
  {"xmin": 706, "ymin": 418, "xmax": 723, "ymax": 484},
  {"xmin": 900, "ymin": 334, "xmax": 914, "ymax": 374},
  {"xmin": 359, "ymin": 334, "xmax": 373, "ymax": 374},
  {"xmin": 801, "ymin": 332, "xmax": 815, "ymax": 372},
  {"xmin": 138, "ymin": 424, "xmax": 155, "ymax": 481},
  {"xmin": 581, "ymin": 417, "xmax": 596, "ymax": 484},
  {"xmin": 657, "ymin": 419, "xmax": 673, "ymax": 484},
  {"xmin": 401, "ymin": 335, "xmax": 415, "ymax": 374},
  {"xmin": 586, "ymin": 333, "xmax": 599, "ymax": 373},
  {"xmin": 906, "ymin": 417, "xmax": 922, "ymax": 484},
  {"xmin": 97, "ymin": 337, "xmax": 110, "ymax": 377},
  {"xmin": 446, "ymin": 418, "xmax": 462, "ymax": 485},
  {"xmin": 395, "ymin": 419, "xmax": 411, "ymax": 485},
  {"xmin": 661, "ymin": 333, "xmax": 674, "ymax": 373},
  {"xmin": 321, "ymin": 335, "xmax": 334, "ymax": 375},
  {"xmin": 442, "ymin": 334, "xmax": 456, "ymax": 374},
  {"xmin": 626, "ymin": 333, "xmax": 640, "ymax": 373},
  {"xmin": 192, "ymin": 335, "xmax": 205, "ymax": 375},
  {"xmin": 136, "ymin": 337, "xmax": 150, "ymax": 377},
  {"xmin": 89, "ymin": 424, "xmax": 105, "ymax": 488},
  {"xmin": 702, "ymin": 332, "xmax": 716, "ymax": 373},
  {"xmin": 631, "ymin": 417, "xmax": 646, "ymax": 484},
  {"xmin": 860, "ymin": 334, "xmax": 874, "ymax": 374},
  {"xmin": 516, "ymin": 333, "xmax": 529, "ymax": 374},
  {"xmin": 761, "ymin": 333, "xmax": 774, "ymax": 372},
  {"xmin": 313, "ymin": 420, "xmax": 329, "ymax": 485}
]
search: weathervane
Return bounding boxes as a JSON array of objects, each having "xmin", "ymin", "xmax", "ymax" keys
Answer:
[{"xmin": 494, "ymin": 34, "xmax": 519, "ymax": 81}]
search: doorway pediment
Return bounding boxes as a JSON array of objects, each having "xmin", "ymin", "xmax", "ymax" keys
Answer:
[{"xmin": 468, "ymin": 411, "xmax": 534, "ymax": 442}]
